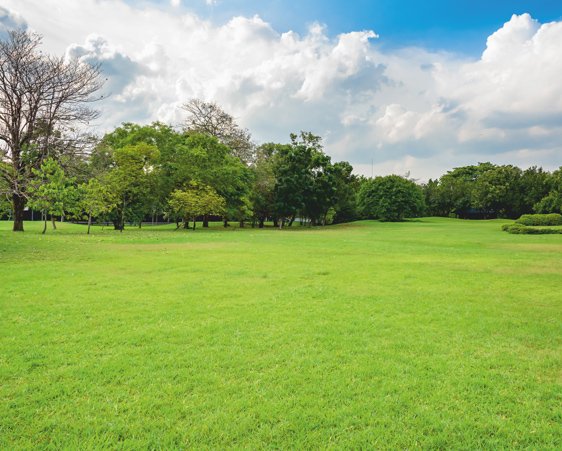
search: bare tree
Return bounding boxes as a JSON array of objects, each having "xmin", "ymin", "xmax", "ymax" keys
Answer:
[
  {"xmin": 181, "ymin": 99, "xmax": 255, "ymax": 164},
  {"xmin": 0, "ymin": 29, "xmax": 104, "ymax": 231}
]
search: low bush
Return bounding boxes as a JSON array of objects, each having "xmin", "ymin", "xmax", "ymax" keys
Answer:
[
  {"xmin": 502, "ymin": 223, "xmax": 562, "ymax": 234},
  {"xmin": 516, "ymin": 213, "xmax": 562, "ymax": 226}
]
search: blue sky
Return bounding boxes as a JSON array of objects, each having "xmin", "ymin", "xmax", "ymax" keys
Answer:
[{"xmin": 167, "ymin": 0, "xmax": 562, "ymax": 54}]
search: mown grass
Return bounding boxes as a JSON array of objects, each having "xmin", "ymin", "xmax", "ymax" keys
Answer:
[{"xmin": 1, "ymin": 218, "xmax": 561, "ymax": 449}]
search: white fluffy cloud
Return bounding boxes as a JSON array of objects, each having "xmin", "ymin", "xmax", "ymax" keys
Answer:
[{"xmin": 1, "ymin": 1, "xmax": 560, "ymax": 179}]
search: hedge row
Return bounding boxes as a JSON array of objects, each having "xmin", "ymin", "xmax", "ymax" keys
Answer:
[
  {"xmin": 502, "ymin": 224, "xmax": 562, "ymax": 234},
  {"xmin": 515, "ymin": 213, "xmax": 562, "ymax": 226}
]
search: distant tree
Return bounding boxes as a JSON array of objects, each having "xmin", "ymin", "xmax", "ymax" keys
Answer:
[
  {"xmin": 535, "ymin": 167, "xmax": 562, "ymax": 214},
  {"xmin": 162, "ymin": 132, "xmax": 251, "ymax": 227},
  {"xmin": 358, "ymin": 175, "xmax": 425, "ymax": 221},
  {"xmin": 437, "ymin": 162, "xmax": 496, "ymax": 217},
  {"xmin": 330, "ymin": 161, "xmax": 358, "ymax": 224},
  {"xmin": 78, "ymin": 178, "xmax": 116, "ymax": 234},
  {"xmin": 422, "ymin": 179, "xmax": 450, "ymax": 217},
  {"xmin": 27, "ymin": 158, "xmax": 77, "ymax": 234},
  {"xmin": 250, "ymin": 143, "xmax": 287, "ymax": 228},
  {"xmin": 106, "ymin": 143, "xmax": 160, "ymax": 231},
  {"xmin": 0, "ymin": 30, "xmax": 103, "ymax": 232},
  {"xmin": 182, "ymin": 99, "xmax": 255, "ymax": 163},
  {"xmin": 519, "ymin": 166, "xmax": 551, "ymax": 215},
  {"xmin": 227, "ymin": 195, "xmax": 253, "ymax": 228},
  {"xmin": 93, "ymin": 122, "xmax": 182, "ymax": 221},
  {"xmin": 168, "ymin": 182, "xmax": 226, "ymax": 230},
  {"xmin": 472, "ymin": 165, "xmax": 522, "ymax": 218}
]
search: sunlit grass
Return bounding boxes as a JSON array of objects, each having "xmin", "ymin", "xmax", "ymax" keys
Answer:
[{"xmin": 1, "ymin": 218, "xmax": 560, "ymax": 448}]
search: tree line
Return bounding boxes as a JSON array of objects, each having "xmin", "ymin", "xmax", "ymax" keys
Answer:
[{"xmin": 1, "ymin": 30, "xmax": 561, "ymax": 233}]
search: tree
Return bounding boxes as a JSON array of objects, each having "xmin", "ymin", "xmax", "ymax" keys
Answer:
[
  {"xmin": 161, "ymin": 132, "xmax": 251, "ymax": 227},
  {"xmin": 27, "ymin": 158, "xmax": 77, "ymax": 234},
  {"xmin": 519, "ymin": 166, "xmax": 551, "ymax": 215},
  {"xmin": 167, "ymin": 182, "xmax": 226, "ymax": 230},
  {"xmin": 0, "ymin": 30, "xmax": 103, "ymax": 231},
  {"xmin": 182, "ymin": 99, "xmax": 255, "ymax": 163},
  {"xmin": 106, "ymin": 143, "xmax": 160, "ymax": 231},
  {"xmin": 472, "ymin": 165, "xmax": 522, "ymax": 218},
  {"xmin": 535, "ymin": 167, "xmax": 562, "ymax": 214},
  {"xmin": 358, "ymin": 175, "xmax": 425, "ymax": 221},
  {"xmin": 436, "ymin": 162, "xmax": 496, "ymax": 218},
  {"xmin": 250, "ymin": 143, "xmax": 287, "ymax": 228},
  {"xmin": 78, "ymin": 178, "xmax": 116, "ymax": 234}
]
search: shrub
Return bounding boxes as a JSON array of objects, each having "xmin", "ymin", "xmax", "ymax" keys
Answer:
[
  {"xmin": 502, "ymin": 223, "xmax": 562, "ymax": 234},
  {"xmin": 515, "ymin": 213, "xmax": 562, "ymax": 226}
]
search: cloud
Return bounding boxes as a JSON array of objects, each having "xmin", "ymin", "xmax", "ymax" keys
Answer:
[
  {"xmin": 0, "ymin": 5, "xmax": 26, "ymax": 38},
  {"xmin": 0, "ymin": 2, "xmax": 560, "ymax": 179}
]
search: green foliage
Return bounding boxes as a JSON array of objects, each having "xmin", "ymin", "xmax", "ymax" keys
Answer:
[
  {"xmin": 168, "ymin": 182, "xmax": 226, "ymax": 229},
  {"xmin": 437, "ymin": 162, "xmax": 496, "ymax": 215},
  {"xmin": 502, "ymin": 223, "xmax": 562, "ymax": 234},
  {"xmin": 472, "ymin": 165, "xmax": 522, "ymax": 218},
  {"xmin": 27, "ymin": 158, "xmax": 77, "ymax": 232},
  {"xmin": 534, "ymin": 167, "xmax": 562, "ymax": 214},
  {"xmin": 77, "ymin": 178, "xmax": 117, "ymax": 233},
  {"xmin": 515, "ymin": 213, "xmax": 562, "ymax": 226},
  {"xmin": 105, "ymin": 142, "xmax": 160, "ymax": 230},
  {"xmin": 0, "ymin": 194, "xmax": 12, "ymax": 219},
  {"xmin": 358, "ymin": 175, "xmax": 425, "ymax": 221}
]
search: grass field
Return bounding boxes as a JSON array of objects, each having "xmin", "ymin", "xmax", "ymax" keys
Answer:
[{"xmin": 1, "ymin": 218, "xmax": 561, "ymax": 448}]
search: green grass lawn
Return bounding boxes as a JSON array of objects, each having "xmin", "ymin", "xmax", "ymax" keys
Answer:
[{"xmin": 1, "ymin": 218, "xmax": 561, "ymax": 449}]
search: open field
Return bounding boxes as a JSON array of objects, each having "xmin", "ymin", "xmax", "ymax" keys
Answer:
[{"xmin": 1, "ymin": 218, "xmax": 561, "ymax": 448}]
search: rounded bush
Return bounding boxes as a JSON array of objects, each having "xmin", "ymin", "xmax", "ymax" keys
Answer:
[
  {"xmin": 502, "ymin": 223, "xmax": 562, "ymax": 234},
  {"xmin": 515, "ymin": 213, "xmax": 562, "ymax": 226}
]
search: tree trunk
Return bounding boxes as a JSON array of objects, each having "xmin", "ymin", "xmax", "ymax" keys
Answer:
[
  {"xmin": 42, "ymin": 212, "xmax": 47, "ymax": 234},
  {"xmin": 203, "ymin": 215, "xmax": 209, "ymax": 228},
  {"xmin": 120, "ymin": 199, "xmax": 125, "ymax": 232},
  {"xmin": 193, "ymin": 218, "xmax": 196, "ymax": 230},
  {"xmin": 51, "ymin": 215, "xmax": 57, "ymax": 230},
  {"xmin": 223, "ymin": 219, "xmax": 229, "ymax": 228},
  {"xmin": 87, "ymin": 212, "xmax": 92, "ymax": 234},
  {"xmin": 273, "ymin": 218, "xmax": 278, "ymax": 228},
  {"xmin": 12, "ymin": 193, "xmax": 25, "ymax": 232},
  {"xmin": 288, "ymin": 215, "xmax": 295, "ymax": 227},
  {"xmin": 239, "ymin": 220, "xmax": 244, "ymax": 228},
  {"xmin": 258, "ymin": 218, "xmax": 264, "ymax": 229}
]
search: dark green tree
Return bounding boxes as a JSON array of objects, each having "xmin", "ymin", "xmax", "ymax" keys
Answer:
[
  {"xmin": 358, "ymin": 175, "xmax": 425, "ymax": 221},
  {"xmin": 472, "ymin": 165, "xmax": 522, "ymax": 218},
  {"xmin": 535, "ymin": 167, "xmax": 562, "ymax": 214}
]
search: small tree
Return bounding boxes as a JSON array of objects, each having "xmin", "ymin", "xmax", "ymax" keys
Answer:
[
  {"xmin": 78, "ymin": 178, "xmax": 116, "ymax": 234},
  {"xmin": 27, "ymin": 158, "xmax": 77, "ymax": 234},
  {"xmin": 168, "ymin": 182, "xmax": 226, "ymax": 230},
  {"xmin": 227, "ymin": 195, "xmax": 253, "ymax": 228}
]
